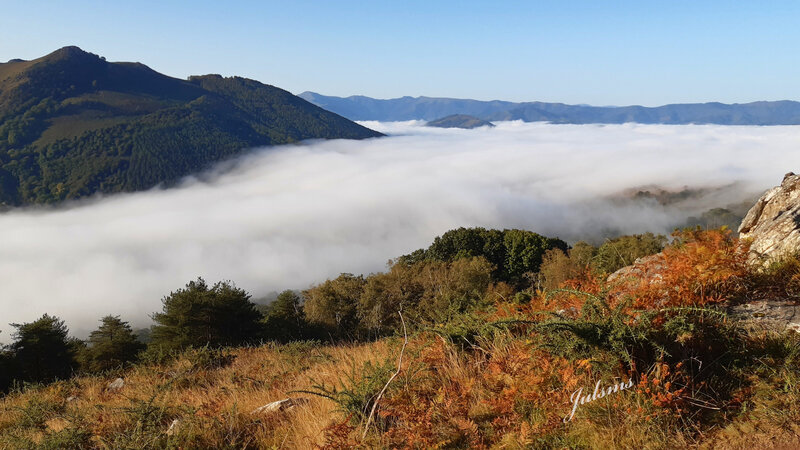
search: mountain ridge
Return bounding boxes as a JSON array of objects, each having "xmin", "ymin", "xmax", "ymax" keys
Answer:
[
  {"xmin": 0, "ymin": 47, "xmax": 382, "ymax": 206},
  {"xmin": 299, "ymin": 91, "xmax": 800, "ymax": 125}
]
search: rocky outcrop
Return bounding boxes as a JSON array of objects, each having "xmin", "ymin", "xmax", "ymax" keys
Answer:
[
  {"xmin": 728, "ymin": 300, "xmax": 800, "ymax": 334},
  {"xmin": 739, "ymin": 172, "xmax": 800, "ymax": 264},
  {"xmin": 606, "ymin": 253, "xmax": 666, "ymax": 285},
  {"xmin": 604, "ymin": 173, "xmax": 800, "ymax": 333}
]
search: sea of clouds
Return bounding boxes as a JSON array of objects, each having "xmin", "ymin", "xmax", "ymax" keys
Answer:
[{"xmin": 2, "ymin": 120, "xmax": 800, "ymax": 339}]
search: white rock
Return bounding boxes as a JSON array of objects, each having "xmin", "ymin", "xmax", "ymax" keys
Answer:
[
  {"xmin": 728, "ymin": 299, "xmax": 800, "ymax": 334},
  {"xmin": 251, "ymin": 397, "xmax": 309, "ymax": 415},
  {"xmin": 107, "ymin": 377, "xmax": 125, "ymax": 391},
  {"xmin": 166, "ymin": 418, "xmax": 181, "ymax": 436},
  {"xmin": 739, "ymin": 172, "xmax": 800, "ymax": 265}
]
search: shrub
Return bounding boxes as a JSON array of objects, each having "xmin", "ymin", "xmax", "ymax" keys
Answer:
[
  {"xmin": 593, "ymin": 233, "xmax": 666, "ymax": 275},
  {"xmin": 303, "ymin": 274, "xmax": 365, "ymax": 339},
  {"xmin": 413, "ymin": 257, "xmax": 495, "ymax": 324},
  {"xmin": 619, "ymin": 228, "xmax": 748, "ymax": 308},
  {"xmin": 299, "ymin": 357, "xmax": 395, "ymax": 426},
  {"xmin": 13, "ymin": 396, "xmax": 65, "ymax": 429},
  {"xmin": 748, "ymin": 252, "xmax": 800, "ymax": 299},
  {"xmin": 538, "ymin": 241, "xmax": 598, "ymax": 290},
  {"xmin": 184, "ymin": 346, "xmax": 236, "ymax": 372},
  {"xmin": 357, "ymin": 257, "xmax": 497, "ymax": 336},
  {"xmin": 38, "ymin": 426, "xmax": 93, "ymax": 450},
  {"xmin": 358, "ymin": 264, "xmax": 423, "ymax": 336}
]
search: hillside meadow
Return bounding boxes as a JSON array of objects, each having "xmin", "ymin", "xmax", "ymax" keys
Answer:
[{"xmin": 1, "ymin": 228, "xmax": 799, "ymax": 448}]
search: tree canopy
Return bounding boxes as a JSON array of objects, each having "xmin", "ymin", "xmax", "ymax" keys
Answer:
[
  {"xmin": 150, "ymin": 278, "xmax": 264, "ymax": 351},
  {"xmin": 6, "ymin": 314, "xmax": 80, "ymax": 385},
  {"xmin": 82, "ymin": 315, "xmax": 144, "ymax": 372},
  {"xmin": 262, "ymin": 290, "xmax": 307, "ymax": 343},
  {"xmin": 398, "ymin": 227, "xmax": 567, "ymax": 286}
]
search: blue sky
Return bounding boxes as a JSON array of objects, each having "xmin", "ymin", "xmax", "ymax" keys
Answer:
[{"xmin": 2, "ymin": 1, "xmax": 798, "ymax": 105}]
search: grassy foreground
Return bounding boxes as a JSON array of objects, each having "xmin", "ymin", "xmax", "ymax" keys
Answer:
[
  {"xmin": 0, "ymin": 341, "xmax": 396, "ymax": 448},
  {"xmin": 1, "ymin": 328, "xmax": 799, "ymax": 448},
  {"xmin": 2, "ymin": 229, "xmax": 800, "ymax": 449},
  {"xmin": 0, "ymin": 329, "xmax": 798, "ymax": 448}
]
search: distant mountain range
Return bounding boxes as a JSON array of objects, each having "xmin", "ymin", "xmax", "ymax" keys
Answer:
[
  {"xmin": 299, "ymin": 92, "xmax": 800, "ymax": 125},
  {"xmin": 0, "ymin": 47, "xmax": 381, "ymax": 206}
]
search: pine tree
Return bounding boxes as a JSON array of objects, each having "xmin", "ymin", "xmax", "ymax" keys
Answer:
[
  {"xmin": 83, "ymin": 316, "xmax": 144, "ymax": 372},
  {"xmin": 149, "ymin": 278, "xmax": 264, "ymax": 351},
  {"xmin": 8, "ymin": 314, "xmax": 79, "ymax": 384},
  {"xmin": 263, "ymin": 290, "xmax": 306, "ymax": 342},
  {"xmin": 0, "ymin": 348, "xmax": 13, "ymax": 393}
]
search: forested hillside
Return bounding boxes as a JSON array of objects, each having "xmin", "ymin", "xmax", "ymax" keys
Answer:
[{"xmin": 0, "ymin": 47, "xmax": 381, "ymax": 206}]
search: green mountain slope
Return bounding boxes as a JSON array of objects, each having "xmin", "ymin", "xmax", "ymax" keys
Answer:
[{"xmin": 0, "ymin": 47, "xmax": 382, "ymax": 206}]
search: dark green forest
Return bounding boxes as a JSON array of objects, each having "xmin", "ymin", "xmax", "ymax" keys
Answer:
[{"xmin": 0, "ymin": 46, "xmax": 381, "ymax": 206}]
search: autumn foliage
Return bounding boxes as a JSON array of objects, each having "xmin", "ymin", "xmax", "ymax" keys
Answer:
[
  {"xmin": 4, "ymin": 229, "xmax": 800, "ymax": 449},
  {"xmin": 315, "ymin": 229, "xmax": 795, "ymax": 448},
  {"xmin": 617, "ymin": 228, "xmax": 749, "ymax": 308}
]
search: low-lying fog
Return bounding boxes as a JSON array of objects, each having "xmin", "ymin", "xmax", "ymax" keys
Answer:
[{"xmin": 2, "ymin": 121, "xmax": 799, "ymax": 339}]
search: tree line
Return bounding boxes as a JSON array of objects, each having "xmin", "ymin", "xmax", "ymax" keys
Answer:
[{"xmin": 0, "ymin": 227, "xmax": 665, "ymax": 394}]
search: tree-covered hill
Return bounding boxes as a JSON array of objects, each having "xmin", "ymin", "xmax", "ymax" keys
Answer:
[
  {"xmin": 0, "ymin": 47, "xmax": 382, "ymax": 206},
  {"xmin": 426, "ymin": 114, "xmax": 495, "ymax": 129}
]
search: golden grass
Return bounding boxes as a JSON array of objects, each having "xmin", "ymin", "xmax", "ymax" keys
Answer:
[
  {"xmin": 1, "ymin": 332, "xmax": 799, "ymax": 449},
  {"xmin": 3, "ymin": 234, "xmax": 800, "ymax": 448},
  {"xmin": 0, "ymin": 340, "xmax": 396, "ymax": 448}
]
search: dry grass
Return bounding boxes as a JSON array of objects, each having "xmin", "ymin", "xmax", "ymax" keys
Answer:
[
  {"xmin": 0, "ymin": 340, "xmax": 396, "ymax": 449},
  {"xmin": 3, "ymin": 232, "xmax": 800, "ymax": 449},
  {"xmin": 1, "ymin": 331, "xmax": 799, "ymax": 449}
]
